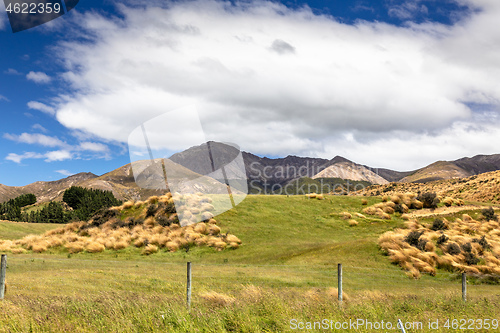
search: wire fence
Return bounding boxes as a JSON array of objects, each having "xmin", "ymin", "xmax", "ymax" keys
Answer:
[{"xmin": 2, "ymin": 255, "xmax": 496, "ymax": 304}]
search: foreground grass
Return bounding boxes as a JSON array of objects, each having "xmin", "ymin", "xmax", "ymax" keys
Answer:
[{"xmin": 1, "ymin": 195, "xmax": 499, "ymax": 332}]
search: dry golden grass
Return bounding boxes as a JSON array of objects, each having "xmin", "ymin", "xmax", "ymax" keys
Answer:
[
  {"xmin": 200, "ymin": 291, "xmax": 235, "ymax": 307},
  {"xmin": 340, "ymin": 212, "xmax": 352, "ymax": 220},
  {"xmin": 142, "ymin": 244, "xmax": 158, "ymax": 255},
  {"xmin": 379, "ymin": 209, "xmax": 500, "ymax": 279},
  {"xmin": 0, "ymin": 193, "xmax": 242, "ymax": 255},
  {"xmin": 325, "ymin": 287, "xmax": 350, "ymax": 302},
  {"xmin": 348, "ymin": 219, "xmax": 358, "ymax": 226}
]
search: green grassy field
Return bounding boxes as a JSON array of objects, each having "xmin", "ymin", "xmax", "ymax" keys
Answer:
[{"xmin": 1, "ymin": 195, "xmax": 499, "ymax": 332}]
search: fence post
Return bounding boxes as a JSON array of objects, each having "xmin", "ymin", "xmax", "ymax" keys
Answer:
[
  {"xmin": 0, "ymin": 254, "xmax": 6, "ymax": 300},
  {"xmin": 338, "ymin": 263, "xmax": 342, "ymax": 302},
  {"xmin": 462, "ymin": 272, "xmax": 466, "ymax": 302},
  {"xmin": 187, "ymin": 262, "xmax": 192, "ymax": 310},
  {"xmin": 397, "ymin": 319, "xmax": 406, "ymax": 333}
]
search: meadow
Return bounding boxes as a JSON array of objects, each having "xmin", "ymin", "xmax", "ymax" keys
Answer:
[{"xmin": 0, "ymin": 195, "xmax": 499, "ymax": 332}]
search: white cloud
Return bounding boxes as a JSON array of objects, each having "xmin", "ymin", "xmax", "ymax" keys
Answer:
[
  {"xmin": 27, "ymin": 101, "xmax": 55, "ymax": 115},
  {"xmin": 4, "ymin": 133, "xmax": 66, "ymax": 147},
  {"xmin": 6, "ymin": 152, "xmax": 44, "ymax": 164},
  {"xmin": 45, "ymin": 150, "xmax": 72, "ymax": 162},
  {"xmin": 0, "ymin": 95, "xmax": 8, "ymax": 102},
  {"xmin": 388, "ymin": 0, "xmax": 428, "ymax": 20},
  {"xmin": 55, "ymin": 169, "xmax": 75, "ymax": 177},
  {"xmin": 26, "ymin": 71, "xmax": 52, "ymax": 84},
  {"xmin": 78, "ymin": 141, "xmax": 109, "ymax": 152},
  {"xmin": 49, "ymin": 0, "xmax": 500, "ymax": 170},
  {"xmin": 32, "ymin": 124, "xmax": 48, "ymax": 133},
  {"xmin": 5, "ymin": 150, "xmax": 72, "ymax": 164}
]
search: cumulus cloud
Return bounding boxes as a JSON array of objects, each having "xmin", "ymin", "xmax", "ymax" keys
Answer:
[
  {"xmin": 4, "ymin": 133, "xmax": 62, "ymax": 147},
  {"xmin": 6, "ymin": 152, "xmax": 44, "ymax": 164},
  {"xmin": 78, "ymin": 141, "xmax": 109, "ymax": 152},
  {"xmin": 3, "ymin": 133, "xmax": 110, "ymax": 163},
  {"xmin": 26, "ymin": 71, "xmax": 52, "ymax": 84},
  {"xmin": 27, "ymin": 101, "xmax": 55, "ymax": 115},
  {"xmin": 45, "ymin": 150, "xmax": 72, "ymax": 162},
  {"xmin": 4, "ymin": 133, "xmax": 67, "ymax": 147},
  {"xmin": 6, "ymin": 150, "xmax": 73, "ymax": 163},
  {"xmin": 49, "ymin": 0, "xmax": 500, "ymax": 170}
]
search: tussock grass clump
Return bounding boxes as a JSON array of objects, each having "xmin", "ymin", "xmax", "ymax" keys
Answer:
[
  {"xmin": 379, "ymin": 207, "xmax": 500, "ymax": 280},
  {"xmin": 200, "ymin": 291, "xmax": 235, "ymax": 307},
  {"xmin": 348, "ymin": 219, "xmax": 358, "ymax": 226},
  {"xmin": 340, "ymin": 212, "xmax": 352, "ymax": 220},
  {"xmin": 142, "ymin": 244, "xmax": 158, "ymax": 255},
  {"xmin": 0, "ymin": 193, "xmax": 241, "ymax": 255}
]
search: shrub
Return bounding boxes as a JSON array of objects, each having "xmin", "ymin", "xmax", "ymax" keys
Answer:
[
  {"xmin": 461, "ymin": 242, "xmax": 472, "ymax": 253},
  {"xmin": 404, "ymin": 230, "xmax": 424, "ymax": 247},
  {"xmin": 465, "ymin": 252, "xmax": 480, "ymax": 266},
  {"xmin": 482, "ymin": 207, "xmax": 497, "ymax": 221},
  {"xmin": 417, "ymin": 192, "xmax": 439, "ymax": 209},
  {"xmin": 473, "ymin": 235, "xmax": 490, "ymax": 250},
  {"xmin": 394, "ymin": 203, "xmax": 404, "ymax": 214},
  {"xmin": 146, "ymin": 204, "xmax": 158, "ymax": 217},
  {"xmin": 437, "ymin": 234, "xmax": 449, "ymax": 245},
  {"xmin": 446, "ymin": 243, "xmax": 461, "ymax": 255},
  {"xmin": 416, "ymin": 238, "xmax": 428, "ymax": 251},
  {"xmin": 431, "ymin": 218, "xmax": 447, "ymax": 231}
]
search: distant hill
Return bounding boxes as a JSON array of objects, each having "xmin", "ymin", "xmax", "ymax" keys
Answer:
[
  {"xmin": 398, "ymin": 161, "xmax": 471, "ymax": 183},
  {"xmin": 312, "ymin": 161, "xmax": 388, "ymax": 184},
  {"xmin": 362, "ymin": 169, "xmax": 500, "ymax": 204},
  {"xmin": 2, "ymin": 142, "xmax": 500, "ymax": 203}
]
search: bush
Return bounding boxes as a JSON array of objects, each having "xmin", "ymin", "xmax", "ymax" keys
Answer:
[
  {"xmin": 473, "ymin": 235, "xmax": 490, "ymax": 250},
  {"xmin": 437, "ymin": 234, "xmax": 449, "ymax": 245},
  {"xmin": 416, "ymin": 238, "xmax": 428, "ymax": 251},
  {"xmin": 465, "ymin": 252, "xmax": 480, "ymax": 266},
  {"xmin": 394, "ymin": 203, "xmax": 404, "ymax": 214},
  {"xmin": 404, "ymin": 230, "xmax": 424, "ymax": 247},
  {"xmin": 446, "ymin": 243, "xmax": 461, "ymax": 255},
  {"xmin": 416, "ymin": 192, "xmax": 439, "ymax": 209},
  {"xmin": 431, "ymin": 218, "xmax": 447, "ymax": 231},
  {"xmin": 482, "ymin": 207, "xmax": 497, "ymax": 221},
  {"xmin": 461, "ymin": 242, "xmax": 472, "ymax": 253}
]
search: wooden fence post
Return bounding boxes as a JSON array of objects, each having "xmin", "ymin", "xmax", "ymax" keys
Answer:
[
  {"xmin": 187, "ymin": 262, "xmax": 192, "ymax": 310},
  {"xmin": 462, "ymin": 272, "xmax": 466, "ymax": 302},
  {"xmin": 0, "ymin": 254, "xmax": 6, "ymax": 300},
  {"xmin": 338, "ymin": 263, "xmax": 342, "ymax": 302}
]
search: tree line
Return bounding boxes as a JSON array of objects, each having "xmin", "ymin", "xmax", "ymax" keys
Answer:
[{"xmin": 0, "ymin": 187, "xmax": 121, "ymax": 223}]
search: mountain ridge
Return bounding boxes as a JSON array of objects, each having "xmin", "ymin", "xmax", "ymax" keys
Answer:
[{"xmin": 1, "ymin": 142, "xmax": 499, "ymax": 203}]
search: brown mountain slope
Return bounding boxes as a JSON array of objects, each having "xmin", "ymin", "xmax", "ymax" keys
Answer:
[
  {"xmin": 398, "ymin": 161, "xmax": 471, "ymax": 183},
  {"xmin": 362, "ymin": 170, "xmax": 500, "ymax": 204},
  {"xmin": 312, "ymin": 162, "xmax": 389, "ymax": 184},
  {"xmin": 0, "ymin": 158, "xmax": 233, "ymax": 204}
]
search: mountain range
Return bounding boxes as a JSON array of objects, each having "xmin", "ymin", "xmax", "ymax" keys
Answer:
[{"xmin": 1, "ymin": 141, "xmax": 500, "ymax": 203}]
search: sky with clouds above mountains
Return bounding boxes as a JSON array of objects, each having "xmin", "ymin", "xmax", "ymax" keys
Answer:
[{"xmin": 0, "ymin": 0, "xmax": 499, "ymax": 186}]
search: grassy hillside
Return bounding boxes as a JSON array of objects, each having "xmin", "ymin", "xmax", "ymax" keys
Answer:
[{"xmin": 0, "ymin": 195, "xmax": 499, "ymax": 332}]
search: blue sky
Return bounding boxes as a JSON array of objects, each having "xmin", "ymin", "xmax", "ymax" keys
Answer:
[{"xmin": 0, "ymin": 0, "xmax": 499, "ymax": 186}]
